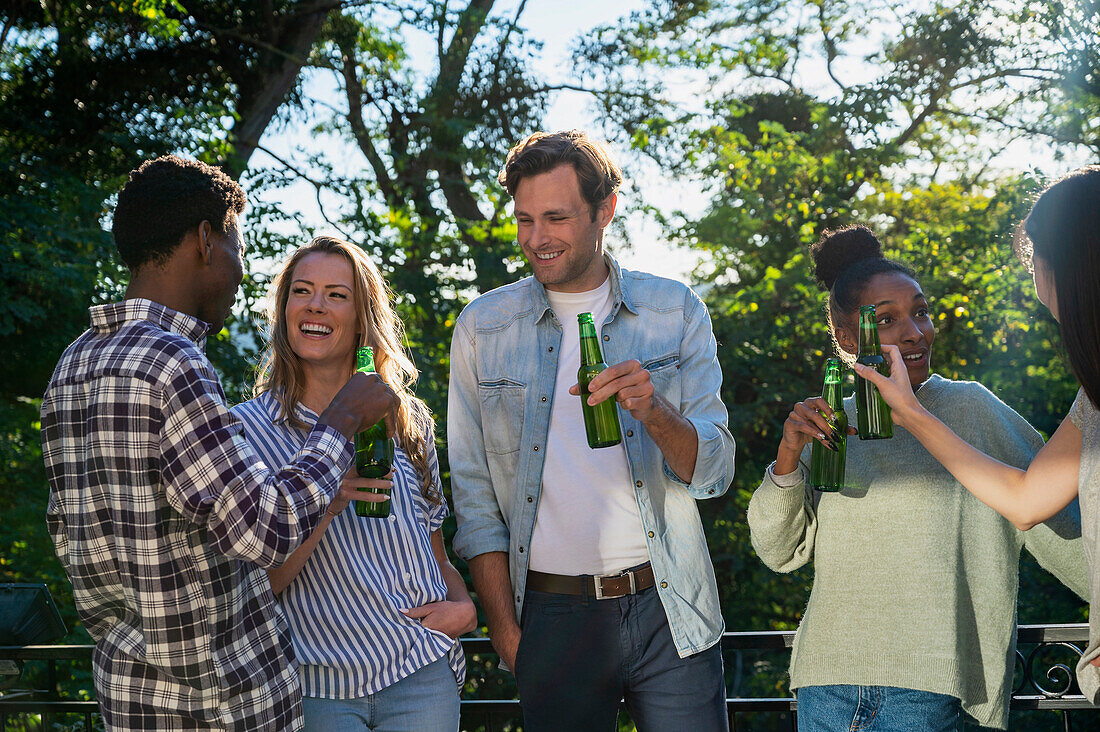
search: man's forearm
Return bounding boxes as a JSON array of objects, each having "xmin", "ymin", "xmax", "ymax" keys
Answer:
[
  {"xmin": 468, "ymin": 551, "xmax": 520, "ymax": 666},
  {"xmin": 641, "ymin": 393, "xmax": 699, "ymax": 482}
]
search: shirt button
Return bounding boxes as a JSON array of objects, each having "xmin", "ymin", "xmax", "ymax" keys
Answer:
[
  {"xmin": 516, "ymin": 595, "xmax": 521, "ymax": 602},
  {"xmin": 533, "ymin": 445, "xmax": 539, "ymax": 452},
  {"xmin": 626, "ymin": 430, "xmax": 634, "ymax": 437},
  {"xmin": 660, "ymin": 581, "xmax": 668, "ymax": 589},
  {"xmin": 603, "ymin": 335, "xmax": 610, "ymax": 341},
  {"xmin": 388, "ymin": 514, "xmax": 397, "ymax": 522},
  {"xmin": 647, "ymin": 531, "xmax": 654, "ymax": 538},
  {"xmin": 519, "ymin": 546, "xmax": 525, "ymax": 553},
  {"xmin": 541, "ymin": 396, "xmax": 547, "ymax": 402},
  {"xmin": 548, "ymin": 346, "xmax": 554, "ymax": 352},
  {"xmin": 708, "ymin": 488, "xmax": 715, "ymax": 494},
  {"xmin": 404, "ymin": 572, "xmax": 412, "ymax": 581},
  {"xmin": 635, "ymin": 480, "xmax": 643, "ymax": 488},
  {"xmin": 527, "ymin": 496, "xmax": 533, "ymax": 503}
]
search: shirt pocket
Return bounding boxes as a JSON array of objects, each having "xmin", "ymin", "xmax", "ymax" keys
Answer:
[
  {"xmin": 477, "ymin": 378, "xmax": 526, "ymax": 455},
  {"xmin": 643, "ymin": 353, "xmax": 682, "ymax": 407}
]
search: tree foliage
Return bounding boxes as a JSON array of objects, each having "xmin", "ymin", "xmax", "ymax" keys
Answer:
[{"xmin": 237, "ymin": 0, "xmax": 548, "ymax": 411}]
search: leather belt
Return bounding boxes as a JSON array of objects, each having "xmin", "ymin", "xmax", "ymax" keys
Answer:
[{"xmin": 525, "ymin": 564, "xmax": 655, "ymax": 600}]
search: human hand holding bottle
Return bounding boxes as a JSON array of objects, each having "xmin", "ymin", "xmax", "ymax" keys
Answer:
[
  {"xmin": 318, "ymin": 371, "xmax": 397, "ymax": 439},
  {"xmin": 326, "ymin": 469, "xmax": 392, "ymax": 517},
  {"xmin": 851, "ymin": 344, "xmax": 927, "ymax": 428},
  {"xmin": 775, "ymin": 396, "xmax": 853, "ymax": 475}
]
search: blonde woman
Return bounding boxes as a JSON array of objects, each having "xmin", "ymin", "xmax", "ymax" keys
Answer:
[{"xmin": 232, "ymin": 236, "xmax": 476, "ymax": 731}]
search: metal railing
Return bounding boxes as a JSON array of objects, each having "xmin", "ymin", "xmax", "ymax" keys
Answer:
[{"xmin": 1, "ymin": 625, "xmax": 1095, "ymax": 731}]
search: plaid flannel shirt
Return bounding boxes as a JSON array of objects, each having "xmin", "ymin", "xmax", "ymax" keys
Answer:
[{"xmin": 42, "ymin": 299, "xmax": 353, "ymax": 731}]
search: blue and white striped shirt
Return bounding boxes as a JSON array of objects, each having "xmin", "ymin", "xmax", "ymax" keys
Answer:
[{"xmin": 232, "ymin": 391, "xmax": 464, "ymax": 698}]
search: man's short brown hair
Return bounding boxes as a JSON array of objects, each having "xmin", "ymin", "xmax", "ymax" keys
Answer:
[{"xmin": 497, "ymin": 130, "xmax": 623, "ymax": 220}]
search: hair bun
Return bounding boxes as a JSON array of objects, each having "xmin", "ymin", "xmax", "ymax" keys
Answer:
[{"xmin": 811, "ymin": 225, "xmax": 884, "ymax": 290}]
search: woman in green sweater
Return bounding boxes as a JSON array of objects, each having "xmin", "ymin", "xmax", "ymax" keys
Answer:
[
  {"xmin": 747, "ymin": 226, "xmax": 1088, "ymax": 731},
  {"xmin": 853, "ymin": 167, "xmax": 1100, "ymax": 705}
]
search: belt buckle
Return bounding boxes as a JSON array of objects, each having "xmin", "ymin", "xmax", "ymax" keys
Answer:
[{"xmin": 593, "ymin": 569, "xmax": 635, "ymax": 600}]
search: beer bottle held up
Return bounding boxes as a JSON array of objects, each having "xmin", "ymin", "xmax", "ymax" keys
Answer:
[
  {"xmin": 855, "ymin": 305, "xmax": 893, "ymax": 439},
  {"xmin": 577, "ymin": 312, "xmax": 622, "ymax": 449},
  {"xmin": 353, "ymin": 346, "xmax": 396, "ymax": 517},
  {"xmin": 810, "ymin": 358, "xmax": 847, "ymax": 491}
]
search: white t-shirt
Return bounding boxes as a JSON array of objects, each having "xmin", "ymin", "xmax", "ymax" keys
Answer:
[{"xmin": 528, "ymin": 277, "xmax": 651, "ymax": 575}]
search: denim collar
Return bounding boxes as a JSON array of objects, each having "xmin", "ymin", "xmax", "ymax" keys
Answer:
[{"xmin": 532, "ymin": 252, "xmax": 638, "ymax": 325}]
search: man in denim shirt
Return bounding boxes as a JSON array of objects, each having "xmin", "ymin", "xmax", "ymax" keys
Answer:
[{"xmin": 448, "ymin": 130, "xmax": 735, "ymax": 731}]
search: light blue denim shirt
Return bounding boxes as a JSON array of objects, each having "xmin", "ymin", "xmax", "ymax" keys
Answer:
[{"xmin": 448, "ymin": 254, "xmax": 735, "ymax": 657}]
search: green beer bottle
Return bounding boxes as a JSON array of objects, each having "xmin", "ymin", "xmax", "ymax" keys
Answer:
[
  {"xmin": 577, "ymin": 312, "xmax": 622, "ymax": 449},
  {"xmin": 353, "ymin": 346, "xmax": 395, "ymax": 517},
  {"xmin": 854, "ymin": 304, "xmax": 893, "ymax": 439},
  {"xmin": 810, "ymin": 358, "xmax": 847, "ymax": 491}
]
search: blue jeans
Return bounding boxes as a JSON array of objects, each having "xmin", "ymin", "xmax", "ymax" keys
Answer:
[
  {"xmin": 514, "ymin": 585, "xmax": 728, "ymax": 732},
  {"xmin": 796, "ymin": 685, "xmax": 961, "ymax": 732},
  {"xmin": 300, "ymin": 656, "xmax": 459, "ymax": 732}
]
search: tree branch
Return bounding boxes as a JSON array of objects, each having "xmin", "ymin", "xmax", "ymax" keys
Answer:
[
  {"xmin": 489, "ymin": 0, "xmax": 529, "ymax": 142},
  {"xmin": 816, "ymin": 3, "xmax": 848, "ymax": 92},
  {"xmin": 212, "ymin": 4, "xmax": 333, "ymax": 176},
  {"xmin": 253, "ymin": 145, "xmax": 353, "ymax": 238},
  {"xmin": 336, "ymin": 33, "xmax": 399, "ymax": 205},
  {"xmin": 0, "ymin": 15, "xmax": 14, "ymax": 55}
]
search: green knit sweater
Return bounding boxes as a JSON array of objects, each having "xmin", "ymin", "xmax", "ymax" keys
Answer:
[{"xmin": 747, "ymin": 374, "xmax": 1089, "ymax": 729}]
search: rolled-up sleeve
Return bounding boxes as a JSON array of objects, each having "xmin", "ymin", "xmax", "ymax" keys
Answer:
[
  {"xmin": 662, "ymin": 292, "xmax": 736, "ymax": 498},
  {"xmin": 448, "ymin": 315, "xmax": 510, "ymax": 561}
]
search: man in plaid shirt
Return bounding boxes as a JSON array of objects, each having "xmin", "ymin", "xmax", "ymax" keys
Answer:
[{"xmin": 41, "ymin": 156, "xmax": 395, "ymax": 731}]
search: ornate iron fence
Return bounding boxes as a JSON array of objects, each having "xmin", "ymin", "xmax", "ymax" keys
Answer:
[{"xmin": 1, "ymin": 625, "xmax": 1095, "ymax": 731}]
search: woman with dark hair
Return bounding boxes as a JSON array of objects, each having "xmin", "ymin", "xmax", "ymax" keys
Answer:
[
  {"xmin": 747, "ymin": 226, "xmax": 1087, "ymax": 730},
  {"xmin": 856, "ymin": 167, "xmax": 1100, "ymax": 700},
  {"xmin": 232, "ymin": 236, "xmax": 477, "ymax": 731}
]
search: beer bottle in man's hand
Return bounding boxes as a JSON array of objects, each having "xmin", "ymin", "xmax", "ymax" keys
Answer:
[
  {"xmin": 577, "ymin": 312, "xmax": 622, "ymax": 449},
  {"xmin": 354, "ymin": 346, "xmax": 395, "ymax": 517}
]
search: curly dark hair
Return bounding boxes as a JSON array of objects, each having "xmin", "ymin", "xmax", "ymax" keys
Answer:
[
  {"xmin": 810, "ymin": 225, "xmax": 916, "ymax": 355},
  {"xmin": 112, "ymin": 155, "xmax": 245, "ymax": 269},
  {"xmin": 497, "ymin": 130, "xmax": 622, "ymax": 221}
]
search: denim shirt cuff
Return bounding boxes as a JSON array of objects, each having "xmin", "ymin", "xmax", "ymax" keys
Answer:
[
  {"xmin": 660, "ymin": 417, "xmax": 732, "ymax": 498},
  {"xmin": 662, "ymin": 459, "xmax": 726, "ymax": 498},
  {"xmin": 453, "ymin": 524, "xmax": 511, "ymax": 563}
]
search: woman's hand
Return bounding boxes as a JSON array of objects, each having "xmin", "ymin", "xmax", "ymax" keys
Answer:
[
  {"xmin": 850, "ymin": 345, "xmax": 925, "ymax": 427},
  {"xmin": 326, "ymin": 469, "xmax": 393, "ymax": 518},
  {"xmin": 775, "ymin": 396, "xmax": 852, "ymax": 475},
  {"xmin": 402, "ymin": 599, "xmax": 478, "ymax": 639}
]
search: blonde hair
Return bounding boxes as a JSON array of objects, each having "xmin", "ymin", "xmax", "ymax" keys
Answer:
[{"xmin": 256, "ymin": 235, "xmax": 440, "ymax": 504}]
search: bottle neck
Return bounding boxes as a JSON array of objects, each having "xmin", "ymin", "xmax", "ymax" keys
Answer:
[
  {"xmin": 578, "ymin": 322, "xmax": 604, "ymax": 365},
  {"xmin": 356, "ymin": 348, "xmax": 376, "ymax": 374},
  {"xmin": 822, "ymin": 378, "xmax": 844, "ymax": 410},
  {"xmin": 857, "ymin": 314, "xmax": 882, "ymax": 355},
  {"xmin": 821, "ymin": 361, "xmax": 844, "ymax": 409}
]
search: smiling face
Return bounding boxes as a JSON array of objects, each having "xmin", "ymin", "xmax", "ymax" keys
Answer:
[
  {"xmin": 837, "ymin": 271, "xmax": 936, "ymax": 388},
  {"xmin": 284, "ymin": 252, "xmax": 359, "ymax": 374},
  {"xmin": 513, "ymin": 164, "xmax": 615, "ymax": 292}
]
